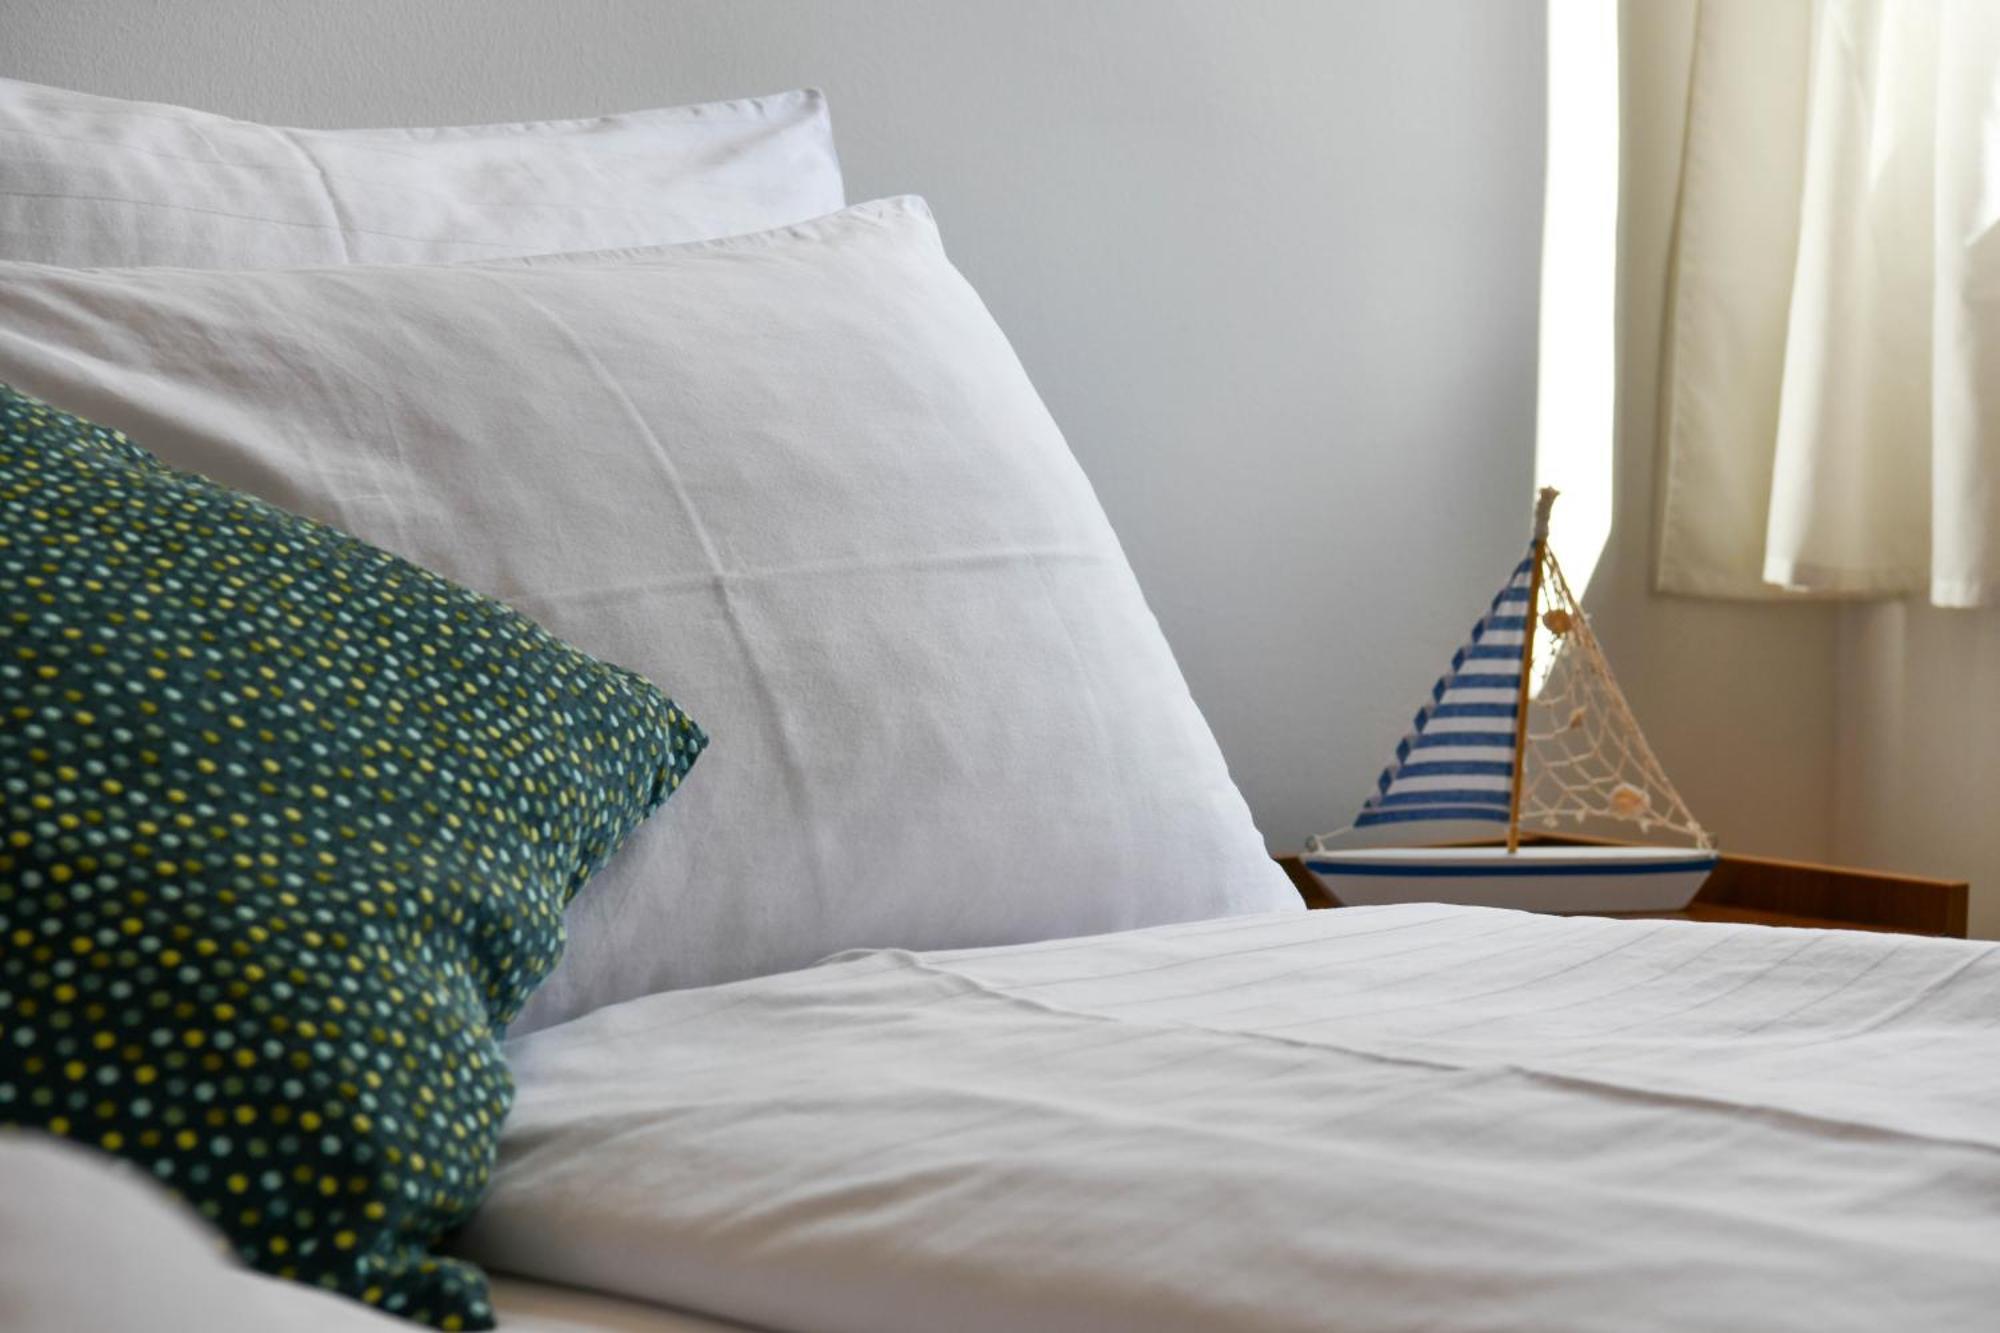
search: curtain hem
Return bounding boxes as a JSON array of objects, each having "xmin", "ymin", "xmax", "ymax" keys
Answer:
[
  {"xmin": 1761, "ymin": 556, "xmax": 1927, "ymax": 601},
  {"xmin": 1653, "ymin": 564, "xmax": 1857, "ymax": 601}
]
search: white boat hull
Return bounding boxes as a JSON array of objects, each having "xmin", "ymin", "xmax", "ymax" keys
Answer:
[{"xmin": 1301, "ymin": 844, "xmax": 1719, "ymax": 914}]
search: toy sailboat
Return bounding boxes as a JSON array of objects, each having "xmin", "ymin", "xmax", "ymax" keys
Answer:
[{"xmin": 1303, "ymin": 488, "xmax": 1718, "ymax": 913}]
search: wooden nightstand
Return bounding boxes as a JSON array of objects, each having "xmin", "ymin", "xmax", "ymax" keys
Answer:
[{"xmin": 1277, "ymin": 843, "xmax": 1969, "ymax": 938}]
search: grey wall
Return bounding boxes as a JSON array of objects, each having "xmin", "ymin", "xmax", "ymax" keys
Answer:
[
  {"xmin": 2, "ymin": 0, "xmax": 1548, "ymax": 853},
  {"xmin": 1835, "ymin": 605, "xmax": 2000, "ymax": 936}
]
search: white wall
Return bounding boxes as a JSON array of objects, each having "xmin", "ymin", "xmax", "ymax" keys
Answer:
[{"xmin": 3, "ymin": 0, "xmax": 1548, "ymax": 853}]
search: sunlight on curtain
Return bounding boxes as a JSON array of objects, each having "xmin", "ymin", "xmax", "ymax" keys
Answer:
[
  {"xmin": 1764, "ymin": 0, "xmax": 1936, "ymax": 597},
  {"xmin": 1657, "ymin": 0, "xmax": 2000, "ymax": 607},
  {"xmin": 1534, "ymin": 0, "xmax": 1619, "ymax": 602}
]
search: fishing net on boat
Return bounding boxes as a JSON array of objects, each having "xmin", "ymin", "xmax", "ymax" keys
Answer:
[{"xmin": 1517, "ymin": 545, "xmax": 1713, "ymax": 849}]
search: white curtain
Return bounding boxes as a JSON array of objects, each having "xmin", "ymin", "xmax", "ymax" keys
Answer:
[{"xmin": 1656, "ymin": 0, "xmax": 2000, "ymax": 607}]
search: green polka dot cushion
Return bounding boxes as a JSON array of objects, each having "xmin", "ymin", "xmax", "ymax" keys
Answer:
[{"xmin": 0, "ymin": 386, "xmax": 706, "ymax": 1329}]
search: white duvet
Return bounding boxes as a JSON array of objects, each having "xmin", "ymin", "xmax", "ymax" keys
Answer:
[{"xmin": 459, "ymin": 906, "xmax": 2000, "ymax": 1332}]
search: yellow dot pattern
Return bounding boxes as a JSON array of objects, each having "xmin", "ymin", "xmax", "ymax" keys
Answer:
[{"xmin": 0, "ymin": 387, "xmax": 705, "ymax": 1329}]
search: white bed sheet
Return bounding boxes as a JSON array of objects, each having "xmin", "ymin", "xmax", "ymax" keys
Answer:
[
  {"xmin": 492, "ymin": 1277, "xmax": 754, "ymax": 1332},
  {"xmin": 460, "ymin": 905, "xmax": 2000, "ymax": 1332}
]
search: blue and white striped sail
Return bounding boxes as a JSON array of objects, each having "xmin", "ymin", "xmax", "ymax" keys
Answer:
[
  {"xmin": 1317, "ymin": 552, "xmax": 1535, "ymax": 850},
  {"xmin": 1307, "ymin": 487, "xmax": 1714, "ymax": 871}
]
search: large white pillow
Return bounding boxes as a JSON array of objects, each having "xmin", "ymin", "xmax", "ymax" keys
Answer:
[
  {"xmin": 0, "ymin": 75, "xmax": 844, "ymax": 267},
  {"xmin": 0, "ymin": 198, "xmax": 1299, "ymax": 1031}
]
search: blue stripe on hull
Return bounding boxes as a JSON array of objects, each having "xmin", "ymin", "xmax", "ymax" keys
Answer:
[{"xmin": 1305, "ymin": 856, "xmax": 1719, "ymax": 878}]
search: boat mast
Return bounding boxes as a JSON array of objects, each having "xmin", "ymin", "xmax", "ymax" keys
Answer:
[{"xmin": 1505, "ymin": 487, "xmax": 1559, "ymax": 854}]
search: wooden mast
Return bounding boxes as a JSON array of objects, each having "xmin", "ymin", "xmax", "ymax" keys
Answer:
[{"xmin": 1506, "ymin": 487, "xmax": 1559, "ymax": 854}]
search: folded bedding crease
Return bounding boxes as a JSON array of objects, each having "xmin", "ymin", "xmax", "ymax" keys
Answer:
[{"xmin": 459, "ymin": 905, "xmax": 2000, "ymax": 1333}]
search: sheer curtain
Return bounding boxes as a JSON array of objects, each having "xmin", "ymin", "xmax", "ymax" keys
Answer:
[{"xmin": 1655, "ymin": 0, "xmax": 2000, "ymax": 606}]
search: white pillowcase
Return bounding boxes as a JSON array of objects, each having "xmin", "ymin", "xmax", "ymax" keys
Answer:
[
  {"xmin": 0, "ymin": 75, "xmax": 844, "ymax": 267},
  {"xmin": 0, "ymin": 198, "xmax": 1299, "ymax": 1031},
  {"xmin": 0, "ymin": 1133, "xmax": 408, "ymax": 1333}
]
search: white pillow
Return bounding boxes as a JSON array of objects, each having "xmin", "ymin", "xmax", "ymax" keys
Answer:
[
  {"xmin": 0, "ymin": 198, "xmax": 1299, "ymax": 1031},
  {"xmin": 0, "ymin": 75, "xmax": 844, "ymax": 267},
  {"xmin": 0, "ymin": 1133, "xmax": 407, "ymax": 1333}
]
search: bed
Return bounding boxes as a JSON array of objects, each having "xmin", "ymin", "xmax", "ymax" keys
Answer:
[
  {"xmin": 11, "ymin": 904, "xmax": 1995, "ymax": 1330},
  {"xmin": 0, "ymin": 32, "xmax": 1995, "ymax": 1333},
  {"xmin": 488, "ymin": 1280, "xmax": 748, "ymax": 1333}
]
